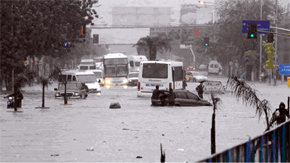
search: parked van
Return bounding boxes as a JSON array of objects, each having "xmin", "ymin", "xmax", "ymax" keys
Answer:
[
  {"xmin": 75, "ymin": 71, "xmax": 101, "ymax": 93},
  {"xmin": 78, "ymin": 59, "xmax": 96, "ymax": 70},
  {"xmin": 137, "ymin": 60, "xmax": 183, "ymax": 97},
  {"xmin": 129, "ymin": 55, "xmax": 148, "ymax": 72}
]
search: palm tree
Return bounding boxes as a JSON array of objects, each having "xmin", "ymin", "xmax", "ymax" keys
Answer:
[
  {"xmin": 37, "ymin": 66, "xmax": 61, "ymax": 108},
  {"xmin": 211, "ymin": 93, "xmax": 221, "ymax": 154},
  {"xmin": 134, "ymin": 35, "xmax": 171, "ymax": 60},
  {"xmin": 226, "ymin": 76, "xmax": 271, "ymax": 130}
]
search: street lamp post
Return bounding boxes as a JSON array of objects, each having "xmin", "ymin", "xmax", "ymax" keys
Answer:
[
  {"xmin": 259, "ymin": 0, "xmax": 263, "ymax": 82},
  {"xmin": 274, "ymin": 0, "xmax": 278, "ymax": 86}
]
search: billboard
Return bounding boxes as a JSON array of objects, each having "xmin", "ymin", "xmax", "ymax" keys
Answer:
[
  {"xmin": 150, "ymin": 25, "xmax": 211, "ymax": 45},
  {"xmin": 112, "ymin": 7, "xmax": 172, "ymax": 26},
  {"xmin": 180, "ymin": 4, "xmax": 214, "ymax": 25}
]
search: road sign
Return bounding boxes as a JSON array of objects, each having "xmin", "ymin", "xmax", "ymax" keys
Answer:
[
  {"xmin": 203, "ymin": 81, "xmax": 224, "ymax": 94},
  {"xmin": 279, "ymin": 64, "xmax": 290, "ymax": 75},
  {"xmin": 242, "ymin": 20, "xmax": 270, "ymax": 34}
]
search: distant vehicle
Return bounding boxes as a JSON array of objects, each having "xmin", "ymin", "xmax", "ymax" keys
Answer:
[
  {"xmin": 58, "ymin": 69, "xmax": 79, "ymax": 82},
  {"xmin": 185, "ymin": 66, "xmax": 196, "ymax": 71},
  {"xmin": 151, "ymin": 89, "xmax": 212, "ymax": 106},
  {"xmin": 185, "ymin": 71, "xmax": 208, "ymax": 83},
  {"xmin": 75, "ymin": 71, "xmax": 101, "ymax": 93},
  {"xmin": 128, "ymin": 71, "xmax": 139, "ymax": 86},
  {"xmin": 129, "ymin": 55, "xmax": 148, "ymax": 72},
  {"xmin": 95, "ymin": 62, "xmax": 104, "ymax": 70},
  {"xmin": 137, "ymin": 60, "xmax": 184, "ymax": 97},
  {"xmin": 208, "ymin": 60, "xmax": 222, "ymax": 75},
  {"xmin": 91, "ymin": 69, "xmax": 104, "ymax": 86},
  {"xmin": 54, "ymin": 82, "xmax": 87, "ymax": 99},
  {"xmin": 103, "ymin": 53, "xmax": 129, "ymax": 88},
  {"xmin": 78, "ymin": 59, "xmax": 96, "ymax": 71}
]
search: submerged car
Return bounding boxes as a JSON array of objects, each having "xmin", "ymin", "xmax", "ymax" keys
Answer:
[
  {"xmin": 128, "ymin": 71, "xmax": 139, "ymax": 86},
  {"xmin": 185, "ymin": 71, "xmax": 208, "ymax": 83},
  {"xmin": 151, "ymin": 89, "xmax": 212, "ymax": 106},
  {"xmin": 54, "ymin": 82, "xmax": 87, "ymax": 99}
]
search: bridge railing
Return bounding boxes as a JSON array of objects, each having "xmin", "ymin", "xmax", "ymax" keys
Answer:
[{"xmin": 199, "ymin": 119, "xmax": 290, "ymax": 162}]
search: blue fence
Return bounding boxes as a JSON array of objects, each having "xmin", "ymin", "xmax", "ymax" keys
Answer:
[{"xmin": 199, "ymin": 120, "xmax": 290, "ymax": 162}]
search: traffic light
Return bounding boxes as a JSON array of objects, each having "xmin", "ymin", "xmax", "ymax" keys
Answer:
[
  {"xmin": 247, "ymin": 23, "xmax": 257, "ymax": 39},
  {"xmin": 203, "ymin": 37, "xmax": 209, "ymax": 47},
  {"xmin": 267, "ymin": 33, "xmax": 274, "ymax": 43}
]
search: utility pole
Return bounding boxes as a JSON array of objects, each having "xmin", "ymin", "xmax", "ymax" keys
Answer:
[
  {"xmin": 274, "ymin": 0, "xmax": 278, "ymax": 86},
  {"xmin": 259, "ymin": 0, "xmax": 263, "ymax": 82}
]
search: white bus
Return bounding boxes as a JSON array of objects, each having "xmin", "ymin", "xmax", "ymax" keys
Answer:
[
  {"xmin": 103, "ymin": 53, "xmax": 129, "ymax": 88},
  {"xmin": 129, "ymin": 55, "xmax": 148, "ymax": 72},
  {"xmin": 137, "ymin": 60, "xmax": 184, "ymax": 97}
]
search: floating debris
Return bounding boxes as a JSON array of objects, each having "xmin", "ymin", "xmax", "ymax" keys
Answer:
[
  {"xmin": 86, "ymin": 147, "xmax": 94, "ymax": 151},
  {"xmin": 50, "ymin": 154, "xmax": 59, "ymax": 157}
]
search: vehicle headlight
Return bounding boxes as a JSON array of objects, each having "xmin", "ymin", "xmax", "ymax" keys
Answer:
[
  {"xmin": 105, "ymin": 78, "xmax": 111, "ymax": 85},
  {"xmin": 55, "ymin": 93, "xmax": 60, "ymax": 96},
  {"xmin": 122, "ymin": 78, "xmax": 128, "ymax": 84},
  {"xmin": 74, "ymin": 92, "xmax": 79, "ymax": 96},
  {"xmin": 8, "ymin": 97, "xmax": 13, "ymax": 100}
]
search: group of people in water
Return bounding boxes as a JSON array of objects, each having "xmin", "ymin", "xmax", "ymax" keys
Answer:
[
  {"xmin": 151, "ymin": 84, "xmax": 289, "ymax": 128},
  {"xmin": 151, "ymin": 85, "xmax": 175, "ymax": 106}
]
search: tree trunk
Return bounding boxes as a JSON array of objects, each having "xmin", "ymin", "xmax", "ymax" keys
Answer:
[
  {"xmin": 64, "ymin": 82, "xmax": 67, "ymax": 104},
  {"xmin": 264, "ymin": 108, "xmax": 270, "ymax": 130},
  {"xmin": 42, "ymin": 82, "xmax": 45, "ymax": 108},
  {"xmin": 211, "ymin": 108, "xmax": 216, "ymax": 154}
]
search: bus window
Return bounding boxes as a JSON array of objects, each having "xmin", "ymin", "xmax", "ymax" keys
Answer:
[
  {"xmin": 173, "ymin": 67, "xmax": 183, "ymax": 81},
  {"xmin": 142, "ymin": 63, "xmax": 168, "ymax": 78},
  {"xmin": 130, "ymin": 61, "xmax": 134, "ymax": 67}
]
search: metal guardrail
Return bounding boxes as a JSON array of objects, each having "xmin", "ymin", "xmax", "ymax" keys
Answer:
[{"xmin": 199, "ymin": 119, "xmax": 290, "ymax": 162}]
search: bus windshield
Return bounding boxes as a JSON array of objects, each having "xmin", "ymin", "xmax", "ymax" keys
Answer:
[
  {"xmin": 76, "ymin": 75, "xmax": 97, "ymax": 83},
  {"xmin": 104, "ymin": 58, "xmax": 128, "ymax": 65},
  {"xmin": 59, "ymin": 83, "xmax": 80, "ymax": 90},
  {"xmin": 142, "ymin": 63, "xmax": 168, "ymax": 78},
  {"xmin": 117, "ymin": 65, "xmax": 128, "ymax": 77},
  {"xmin": 105, "ymin": 65, "xmax": 128, "ymax": 77}
]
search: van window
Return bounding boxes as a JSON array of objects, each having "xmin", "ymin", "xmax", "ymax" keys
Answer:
[
  {"xmin": 67, "ymin": 75, "xmax": 72, "ymax": 81},
  {"xmin": 130, "ymin": 61, "xmax": 134, "ymax": 67},
  {"xmin": 93, "ymin": 72, "xmax": 102, "ymax": 78},
  {"xmin": 173, "ymin": 67, "xmax": 183, "ymax": 81},
  {"xmin": 89, "ymin": 66, "xmax": 96, "ymax": 70},
  {"xmin": 142, "ymin": 63, "xmax": 168, "ymax": 78},
  {"xmin": 135, "ymin": 61, "xmax": 140, "ymax": 66},
  {"xmin": 80, "ymin": 66, "xmax": 88, "ymax": 70}
]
